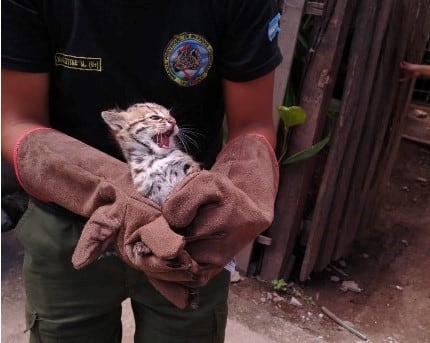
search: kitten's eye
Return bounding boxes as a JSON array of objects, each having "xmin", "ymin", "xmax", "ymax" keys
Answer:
[{"xmin": 150, "ymin": 115, "xmax": 161, "ymax": 120}]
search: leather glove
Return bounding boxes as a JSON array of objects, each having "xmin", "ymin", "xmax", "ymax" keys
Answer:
[
  {"xmin": 13, "ymin": 128, "xmax": 201, "ymax": 308},
  {"xmin": 162, "ymin": 134, "xmax": 279, "ymax": 286}
]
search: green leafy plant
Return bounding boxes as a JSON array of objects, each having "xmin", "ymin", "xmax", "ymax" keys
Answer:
[
  {"xmin": 277, "ymin": 104, "xmax": 307, "ymax": 162},
  {"xmin": 277, "ymin": 104, "xmax": 331, "ymax": 165},
  {"xmin": 271, "ymin": 278, "xmax": 288, "ymax": 293},
  {"xmin": 278, "ymin": 105, "xmax": 307, "ymax": 127},
  {"xmin": 283, "ymin": 133, "xmax": 331, "ymax": 165}
]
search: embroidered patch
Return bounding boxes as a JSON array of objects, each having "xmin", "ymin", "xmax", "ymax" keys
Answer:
[
  {"xmin": 55, "ymin": 53, "xmax": 102, "ymax": 71},
  {"xmin": 268, "ymin": 13, "xmax": 281, "ymax": 42},
  {"xmin": 164, "ymin": 32, "xmax": 213, "ymax": 87}
]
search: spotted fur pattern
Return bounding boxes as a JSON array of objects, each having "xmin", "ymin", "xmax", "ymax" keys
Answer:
[{"xmin": 102, "ymin": 102, "xmax": 201, "ymax": 205}]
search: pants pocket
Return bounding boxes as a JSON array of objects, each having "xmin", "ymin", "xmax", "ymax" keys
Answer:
[
  {"xmin": 15, "ymin": 201, "xmax": 125, "ymax": 342},
  {"xmin": 14, "ymin": 200, "xmax": 36, "ymax": 248},
  {"xmin": 15, "ymin": 201, "xmax": 84, "ymax": 264},
  {"xmin": 24, "ymin": 309, "xmax": 37, "ymax": 333},
  {"xmin": 24, "ymin": 304, "xmax": 122, "ymax": 343}
]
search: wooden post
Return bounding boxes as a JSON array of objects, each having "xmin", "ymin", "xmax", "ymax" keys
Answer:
[
  {"xmin": 313, "ymin": 0, "xmax": 393, "ymax": 271},
  {"xmin": 345, "ymin": 0, "xmax": 430, "ymax": 257},
  {"xmin": 260, "ymin": 0, "xmax": 357, "ymax": 281},
  {"xmin": 235, "ymin": 0, "xmax": 306, "ymax": 273},
  {"xmin": 272, "ymin": 0, "xmax": 307, "ymax": 123},
  {"xmin": 299, "ymin": 0, "xmax": 379, "ymax": 280},
  {"xmin": 332, "ymin": 0, "xmax": 409, "ymax": 259}
]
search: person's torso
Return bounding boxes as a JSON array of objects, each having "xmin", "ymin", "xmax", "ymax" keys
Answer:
[{"xmin": 45, "ymin": 0, "xmax": 227, "ymax": 163}]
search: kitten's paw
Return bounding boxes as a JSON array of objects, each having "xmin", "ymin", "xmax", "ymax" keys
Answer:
[
  {"xmin": 184, "ymin": 162, "xmax": 201, "ymax": 175},
  {"xmin": 133, "ymin": 241, "xmax": 152, "ymax": 256}
]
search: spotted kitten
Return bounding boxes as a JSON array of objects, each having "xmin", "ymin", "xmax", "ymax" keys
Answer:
[{"xmin": 101, "ymin": 102, "xmax": 201, "ymax": 205}]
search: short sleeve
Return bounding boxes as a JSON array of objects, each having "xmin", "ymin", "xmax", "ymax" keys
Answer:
[
  {"xmin": 2, "ymin": 0, "xmax": 51, "ymax": 72},
  {"xmin": 220, "ymin": 0, "xmax": 282, "ymax": 82}
]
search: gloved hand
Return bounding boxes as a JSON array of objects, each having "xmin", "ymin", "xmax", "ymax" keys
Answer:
[
  {"xmin": 13, "ymin": 128, "xmax": 201, "ymax": 308},
  {"xmin": 13, "ymin": 128, "xmax": 186, "ymax": 266},
  {"xmin": 162, "ymin": 134, "xmax": 279, "ymax": 286}
]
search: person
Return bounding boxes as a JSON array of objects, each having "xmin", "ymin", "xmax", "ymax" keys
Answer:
[
  {"xmin": 2, "ymin": 1, "xmax": 282, "ymax": 342},
  {"xmin": 400, "ymin": 61, "xmax": 430, "ymax": 79}
]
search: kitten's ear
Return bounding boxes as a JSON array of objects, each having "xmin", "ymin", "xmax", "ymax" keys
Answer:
[{"xmin": 101, "ymin": 110, "xmax": 126, "ymax": 131}]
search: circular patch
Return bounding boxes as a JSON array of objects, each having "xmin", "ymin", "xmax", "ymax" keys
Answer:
[{"xmin": 164, "ymin": 32, "xmax": 213, "ymax": 87}]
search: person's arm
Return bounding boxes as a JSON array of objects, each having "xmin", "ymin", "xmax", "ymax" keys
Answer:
[
  {"xmin": 400, "ymin": 61, "xmax": 430, "ymax": 79},
  {"xmin": 4, "ymin": 70, "xmax": 196, "ymax": 306},
  {"xmin": 223, "ymin": 70, "xmax": 277, "ymax": 148},
  {"xmin": 1, "ymin": 70, "xmax": 50, "ymax": 164}
]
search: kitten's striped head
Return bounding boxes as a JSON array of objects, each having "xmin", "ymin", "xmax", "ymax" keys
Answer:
[{"xmin": 102, "ymin": 102, "xmax": 179, "ymax": 155}]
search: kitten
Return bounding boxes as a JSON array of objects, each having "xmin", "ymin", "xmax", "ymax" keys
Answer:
[{"xmin": 101, "ymin": 102, "xmax": 201, "ymax": 205}]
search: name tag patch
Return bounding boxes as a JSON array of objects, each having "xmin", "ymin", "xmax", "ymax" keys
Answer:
[{"xmin": 55, "ymin": 53, "xmax": 102, "ymax": 72}]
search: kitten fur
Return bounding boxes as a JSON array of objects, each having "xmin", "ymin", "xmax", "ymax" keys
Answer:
[{"xmin": 102, "ymin": 102, "xmax": 201, "ymax": 205}]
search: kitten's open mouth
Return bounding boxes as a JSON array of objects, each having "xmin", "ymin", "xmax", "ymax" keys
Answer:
[{"xmin": 152, "ymin": 129, "xmax": 174, "ymax": 148}]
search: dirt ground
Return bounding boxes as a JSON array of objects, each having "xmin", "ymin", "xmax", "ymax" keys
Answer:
[{"xmin": 230, "ymin": 104, "xmax": 430, "ymax": 343}]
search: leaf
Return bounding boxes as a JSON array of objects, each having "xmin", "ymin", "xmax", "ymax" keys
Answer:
[
  {"xmin": 278, "ymin": 106, "xmax": 307, "ymax": 127},
  {"xmin": 282, "ymin": 133, "xmax": 331, "ymax": 165}
]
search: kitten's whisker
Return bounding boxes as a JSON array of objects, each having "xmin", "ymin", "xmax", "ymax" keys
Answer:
[
  {"xmin": 180, "ymin": 127, "xmax": 205, "ymax": 138},
  {"xmin": 178, "ymin": 130, "xmax": 200, "ymax": 152},
  {"xmin": 176, "ymin": 133, "xmax": 192, "ymax": 154},
  {"xmin": 185, "ymin": 136, "xmax": 199, "ymax": 150},
  {"xmin": 182, "ymin": 135, "xmax": 199, "ymax": 151},
  {"xmin": 179, "ymin": 126, "xmax": 205, "ymax": 150}
]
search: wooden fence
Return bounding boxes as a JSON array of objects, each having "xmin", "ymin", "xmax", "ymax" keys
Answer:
[{"xmin": 238, "ymin": 0, "xmax": 430, "ymax": 282}]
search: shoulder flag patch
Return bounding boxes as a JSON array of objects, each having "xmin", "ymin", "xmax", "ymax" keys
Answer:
[{"xmin": 268, "ymin": 13, "xmax": 281, "ymax": 42}]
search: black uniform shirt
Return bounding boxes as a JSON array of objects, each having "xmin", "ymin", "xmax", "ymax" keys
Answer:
[{"xmin": 3, "ymin": 0, "xmax": 282, "ymax": 165}]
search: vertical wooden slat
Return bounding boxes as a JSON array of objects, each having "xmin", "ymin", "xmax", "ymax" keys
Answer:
[
  {"xmin": 315, "ymin": 0, "xmax": 394, "ymax": 271},
  {"xmin": 272, "ymin": 0, "xmax": 307, "ymax": 122},
  {"xmin": 260, "ymin": 0, "xmax": 356, "ymax": 281},
  {"xmin": 305, "ymin": 2, "xmax": 325, "ymax": 16},
  {"xmin": 234, "ymin": 243, "xmax": 254, "ymax": 274},
  {"xmin": 331, "ymin": 0, "xmax": 408, "ymax": 259},
  {"xmin": 235, "ymin": 0, "xmax": 306, "ymax": 273},
  {"xmin": 299, "ymin": 0, "xmax": 379, "ymax": 281},
  {"xmin": 347, "ymin": 0, "xmax": 430, "ymax": 257}
]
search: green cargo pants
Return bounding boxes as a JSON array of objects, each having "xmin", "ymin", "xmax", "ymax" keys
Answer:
[{"xmin": 15, "ymin": 200, "xmax": 229, "ymax": 343}]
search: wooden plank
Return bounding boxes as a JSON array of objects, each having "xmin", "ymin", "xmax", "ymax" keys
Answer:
[
  {"xmin": 272, "ymin": 0, "xmax": 307, "ymax": 121},
  {"xmin": 402, "ymin": 133, "xmax": 430, "ymax": 147},
  {"xmin": 334, "ymin": 0, "xmax": 430, "ymax": 259},
  {"xmin": 315, "ymin": 0, "xmax": 393, "ymax": 270},
  {"xmin": 237, "ymin": 0, "xmax": 306, "ymax": 274},
  {"xmin": 299, "ymin": 0, "xmax": 379, "ymax": 280},
  {"xmin": 235, "ymin": 235, "xmax": 272, "ymax": 274},
  {"xmin": 260, "ymin": 0, "xmax": 356, "ymax": 281},
  {"xmin": 366, "ymin": 0, "xmax": 430, "ymax": 196},
  {"xmin": 332, "ymin": 0, "xmax": 408, "ymax": 259},
  {"xmin": 305, "ymin": 2, "xmax": 325, "ymax": 16},
  {"xmin": 235, "ymin": 242, "xmax": 254, "ymax": 274}
]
